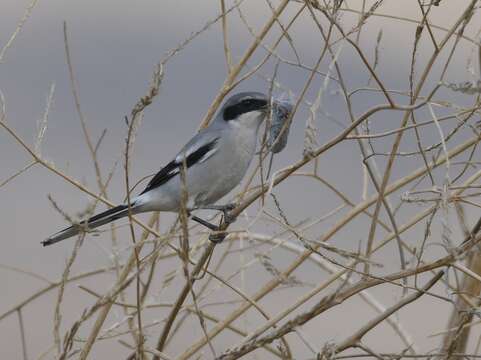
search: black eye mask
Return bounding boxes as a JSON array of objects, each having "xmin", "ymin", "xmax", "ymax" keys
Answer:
[{"xmin": 223, "ymin": 98, "xmax": 268, "ymax": 121}]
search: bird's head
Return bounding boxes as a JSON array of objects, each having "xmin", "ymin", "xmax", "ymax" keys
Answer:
[{"xmin": 219, "ymin": 92, "xmax": 268, "ymax": 130}]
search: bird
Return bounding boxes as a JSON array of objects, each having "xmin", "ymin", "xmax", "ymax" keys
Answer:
[{"xmin": 42, "ymin": 92, "xmax": 269, "ymax": 246}]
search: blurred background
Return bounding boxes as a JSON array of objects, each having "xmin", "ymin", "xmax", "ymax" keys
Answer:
[{"xmin": 1, "ymin": 0, "xmax": 481, "ymax": 358}]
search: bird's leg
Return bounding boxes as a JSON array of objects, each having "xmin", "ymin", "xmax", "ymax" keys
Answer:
[
  {"xmin": 187, "ymin": 203, "xmax": 238, "ymax": 243},
  {"xmin": 189, "ymin": 214, "xmax": 219, "ymax": 231},
  {"xmin": 196, "ymin": 203, "xmax": 236, "ymax": 211},
  {"xmin": 193, "ymin": 203, "xmax": 238, "ymax": 224},
  {"xmin": 188, "ymin": 213, "xmax": 227, "ymax": 243}
]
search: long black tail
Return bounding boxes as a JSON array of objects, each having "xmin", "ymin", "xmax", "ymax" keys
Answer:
[{"xmin": 42, "ymin": 204, "xmax": 131, "ymax": 246}]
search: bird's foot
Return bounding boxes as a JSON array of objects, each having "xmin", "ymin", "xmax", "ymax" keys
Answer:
[
  {"xmin": 222, "ymin": 209, "xmax": 237, "ymax": 225},
  {"xmin": 193, "ymin": 203, "xmax": 238, "ymax": 225},
  {"xmin": 221, "ymin": 203, "xmax": 237, "ymax": 212},
  {"xmin": 189, "ymin": 214, "xmax": 228, "ymax": 242},
  {"xmin": 209, "ymin": 231, "xmax": 228, "ymax": 243},
  {"xmin": 188, "ymin": 204, "xmax": 237, "ymax": 243},
  {"xmin": 218, "ymin": 203, "xmax": 238, "ymax": 224}
]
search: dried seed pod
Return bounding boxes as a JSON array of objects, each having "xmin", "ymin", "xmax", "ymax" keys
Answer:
[{"xmin": 268, "ymin": 98, "xmax": 293, "ymax": 153}]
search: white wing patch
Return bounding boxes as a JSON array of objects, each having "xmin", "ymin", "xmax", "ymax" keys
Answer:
[
  {"xmin": 198, "ymin": 147, "xmax": 218, "ymax": 163},
  {"xmin": 175, "ymin": 140, "xmax": 219, "ymax": 165}
]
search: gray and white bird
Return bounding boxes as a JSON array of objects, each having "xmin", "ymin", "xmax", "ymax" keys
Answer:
[{"xmin": 43, "ymin": 92, "xmax": 269, "ymax": 246}]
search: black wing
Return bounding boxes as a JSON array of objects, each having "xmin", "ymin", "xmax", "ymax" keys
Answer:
[{"xmin": 140, "ymin": 137, "xmax": 219, "ymax": 195}]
